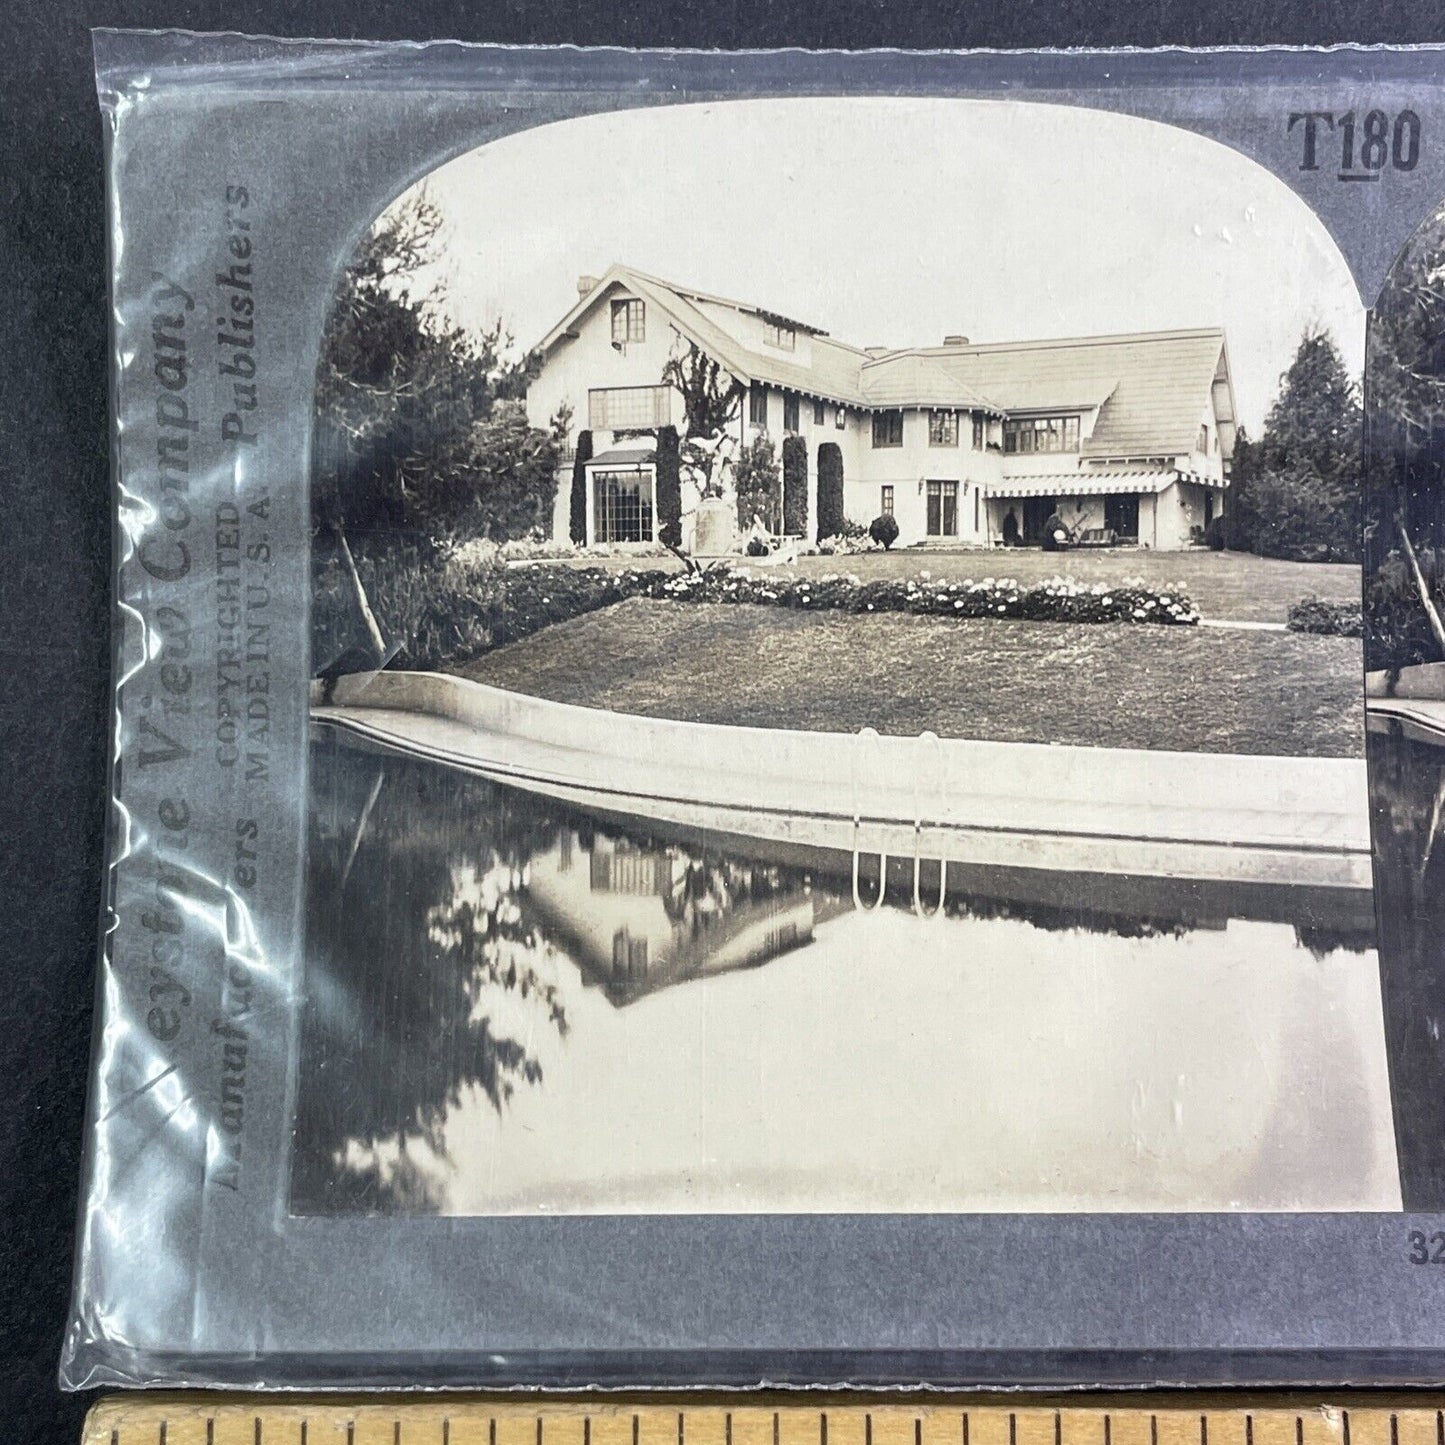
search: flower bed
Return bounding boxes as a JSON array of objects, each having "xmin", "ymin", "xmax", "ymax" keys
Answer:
[
  {"xmin": 628, "ymin": 566, "xmax": 1201, "ymax": 626},
  {"xmin": 1287, "ymin": 595, "xmax": 1364, "ymax": 637}
]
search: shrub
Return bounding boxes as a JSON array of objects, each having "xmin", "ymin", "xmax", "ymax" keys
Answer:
[
  {"xmin": 1287, "ymin": 595, "xmax": 1364, "ymax": 636},
  {"xmin": 735, "ymin": 434, "xmax": 781, "ymax": 532},
  {"xmin": 1204, "ymin": 514, "xmax": 1228, "ymax": 551},
  {"xmin": 1236, "ymin": 459, "xmax": 1358, "ymax": 563},
  {"xmin": 869, "ymin": 513, "xmax": 900, "ymax": 550},
  {"xmin": 782, "ymin": 435, "xmax": 808, "ymax": 537},
  {"xmin": 655, "ymin": 426, "xmax": 682, "ymax": 549},
  {"xmin": 569, "ymin": 430, "xmax": 592, "ymax": 544},
  {"xmin": 1288, "ymin": 595, "xmax": 1364, "ymax": 637},
  {"xmin": 816, "ymin": 443, "xmax": 846, "ymax": 539}
]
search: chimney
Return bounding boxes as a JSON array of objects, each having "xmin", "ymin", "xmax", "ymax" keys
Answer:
[
  {"xmin": 943, "ymin": 334, "xmax": 970, "ymax": 347},
  {"xmin": 577, "ymin": 274, "xmax": 600, "ymax": 298}
]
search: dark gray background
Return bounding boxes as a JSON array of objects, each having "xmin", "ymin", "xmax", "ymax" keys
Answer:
[{"xmin": 5, "ymin": 4, "xmax": 1445, "ymax": 1444}]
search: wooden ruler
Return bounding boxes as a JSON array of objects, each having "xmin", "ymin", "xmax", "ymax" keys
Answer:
[{"xmin": 83, "ymin": 1397, "xmax": 1445, "ymax": 1445}]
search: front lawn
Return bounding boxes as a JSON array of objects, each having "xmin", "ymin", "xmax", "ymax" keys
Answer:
[
  {"xmin": 460, "ymin": 598, "xmax": 1365, "ymax": 757},
  {"xmin": 785, "ymin": 548, "xmax": 1361, "ymax": 624}
]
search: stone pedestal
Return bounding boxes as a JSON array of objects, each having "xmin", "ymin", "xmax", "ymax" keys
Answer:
[{"xmin": 692, "ymin": 498, "xmax": 737, "ymax": 557}]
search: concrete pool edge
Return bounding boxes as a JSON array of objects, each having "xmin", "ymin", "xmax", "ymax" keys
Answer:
[{"xmin": 310, "ymin": 670, "xmax": 1373, "ymax": 892}]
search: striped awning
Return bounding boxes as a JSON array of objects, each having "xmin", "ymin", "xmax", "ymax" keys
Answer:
[{"xmin": 983, "ymin": 469, "xmax": 1180, "ymax": 500}]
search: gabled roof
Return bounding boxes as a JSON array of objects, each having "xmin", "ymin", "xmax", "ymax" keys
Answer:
[
  {"xmin": 919, "ymin": 330, "xmax": 1231, "ymax": 458},
  {"xmin": 536, "ymin": 266, "xmax": 1231, "ymax": 444}
]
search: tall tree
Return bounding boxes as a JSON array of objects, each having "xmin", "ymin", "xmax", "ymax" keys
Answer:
[{"xmin": 1234, "ymin": 327, "xmax": 1362, "ymax": 562}]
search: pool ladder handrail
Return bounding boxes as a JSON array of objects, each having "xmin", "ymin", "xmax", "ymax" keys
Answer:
[
  {"xmin": 851, "ymin": 727, "xmax": 949, "ymax": 917},
  {"xmin": 851, "ymin": 727, "xmax": 887, "ymax": 911},
  {"xmin": 914, "ymin": 729, "xmax": 947, "ymax": 920}
]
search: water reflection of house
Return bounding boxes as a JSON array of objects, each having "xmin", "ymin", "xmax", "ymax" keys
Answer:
[{"xmin": 526, "ymin": 828, "xmax": 832, "ymax": 1004}]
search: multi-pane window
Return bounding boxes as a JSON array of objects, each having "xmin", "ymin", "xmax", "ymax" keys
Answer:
[
  {"xmin": 1002, "ymin": 415, "xmax": 1081, "ymax": 454},
  {"xmin": 926, "ymin": 480, "xmax": 959, "ymax": 536},
  {"xmin": 750, "ymin": 383, "xmax": 769, "ymax": 428},
  {"xmin": 972, "ymin": 413, "xmax": 986, "ymax": 450},
  {"xmin": 813, "ymin": 400, "xmax": 826, "ymax": 427},
  {"xmin": 880, "ymin": 485, "xmax": 895, "ymax": 517},
  {"xmin": 588, "ymin": 386, "xmax": 670, "ymax": 430},
  {"xmin": 610, "ymin": 298, "xmax": 645, "ymax": 343},
  {"xmin": 929, "ymin": 410, "xmax": 960, "ymax": 447},
  {"xmin": 835, "ymin": 406, "xmax": 846, "ymax": 430},
  {"xmin": 1198, "ymin": 423, "xmax": 1209, "ymax": 452},
  {"xmin": 872, "ymin": 411, "xmax": 904, "ymax": 448},
  {"xmin": 763, "ymin": 321, "xmax": 796, "ymax": 351},
  {"xmin": 593, "ymin": 467, "xmax": 656, "ymax": 544},
  {"xmin": 784, "ymin": 395, "xmax": 800, "ymax": 433}
]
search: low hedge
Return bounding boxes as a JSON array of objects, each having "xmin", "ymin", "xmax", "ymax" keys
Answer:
[{"xmin": 1286, "ymin": 595, "xmax": 1363, "ymax": 637}]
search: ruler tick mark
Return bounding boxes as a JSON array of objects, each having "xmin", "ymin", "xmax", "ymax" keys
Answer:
[
  {"xmin": 1009, "ymin": 1417, "xmax": 1016, "ymax": 1445},
  {"xmin": 1054, "ymin": 1414, "xmax": 1061, "ymax": 1445},
  {"xmin": 1246, "ymin": 1417, "xmax": 1254, "ymax": 1445},
  {"xmin": 866, "ymin": 1416, "xmax": 873, "ymax": 1445},
  {"xmin": 634, "ymin": 1416, "xmax": 640, "ymax": 1445},
  {"xmin": 821, "ymin": 1414, "xmax": 828, "ymax": 1445},
  {"xmin": 728, "ymin": 1414, "xmax": 734, "ymax": 1445},
  {"xmin": 1393, "ymin": 1417, "xmax": 1401, "ymax": 1445},
  {"xmin": 1200, "ymin": 1416, "xmax": 1208, "ymax": 1445},
  {"xmin": 775, "ymin": 1414, "xmax": 781, "ymax": 1445},
  {"xmin": 1105, "ymin": 1417, "xmax": 1112, "ymax": 1445},
  {"xmin": 916, "ymin": 1420, "xmax": 923, "ymax": 1445}
]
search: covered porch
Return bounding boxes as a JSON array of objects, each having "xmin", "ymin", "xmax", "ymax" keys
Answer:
[{"xmin": 982, "ymin": 468, "xmax": 1219, "ymax": 550}]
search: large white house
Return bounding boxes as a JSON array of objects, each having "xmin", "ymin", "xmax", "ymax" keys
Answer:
[{"xmin": 525, "ymin": 264, "xmax": 1238, "ymax": 551}]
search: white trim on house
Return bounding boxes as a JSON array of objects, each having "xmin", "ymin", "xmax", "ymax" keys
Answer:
[{"xmin": 528, "ymin": 265, "xmax": 1236, "ymax": 551}]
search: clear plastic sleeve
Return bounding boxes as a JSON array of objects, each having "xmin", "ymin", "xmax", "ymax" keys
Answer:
[{"xmin": 64, "ymin": 28, "xmax": 1445, "ymax": 1390}]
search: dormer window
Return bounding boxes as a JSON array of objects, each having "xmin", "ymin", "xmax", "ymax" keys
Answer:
[
  {"xmin": 611, "ymin": 298, "xmax": 645, "ymax": 344},
  {"xmin": 763, "ymin": 321, "xmax": 796, "ymax": 351}
]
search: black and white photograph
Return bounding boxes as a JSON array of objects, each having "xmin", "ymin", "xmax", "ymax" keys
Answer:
[{"xmin": 296, "ymin": 97, "xmax": 1399, "ymax": 1217}]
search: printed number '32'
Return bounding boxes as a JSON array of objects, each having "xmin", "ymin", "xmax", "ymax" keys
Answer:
[{"xmin": 1407, "ymin": 1229, "xmax": 1445, "ymax": 1263}]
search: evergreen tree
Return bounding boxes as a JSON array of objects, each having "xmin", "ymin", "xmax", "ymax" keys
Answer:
[
  {"xmin": 1234, "ymin": 327, "xmax": 1362, "ymax": 562},
  {"xmin": 312, "ymin": 191, "xmax": 551, "ymax": 546}
]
